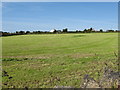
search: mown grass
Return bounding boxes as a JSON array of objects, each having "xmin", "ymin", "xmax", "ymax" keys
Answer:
[{"xmin": 2, "ymin": 33, "xmax": 118, "ymax": 88}]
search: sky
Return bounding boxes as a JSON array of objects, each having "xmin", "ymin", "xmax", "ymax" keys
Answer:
[
  {"xmin": 1, "ymin": 0, "xmax": 120, "ymax": 2},
  {"xmin": 2, "ymin": 2, "xmax": 118, "ymax": 32}
]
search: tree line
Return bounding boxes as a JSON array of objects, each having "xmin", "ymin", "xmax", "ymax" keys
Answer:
[{"xmin": 1, "ymin": 28, "xmax": 119, "ymax": 36}]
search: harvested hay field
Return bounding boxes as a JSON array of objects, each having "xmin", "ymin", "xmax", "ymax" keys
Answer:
[{"xmin": 2, "ymin": 33, "xmax": 119, "ymax": 88}]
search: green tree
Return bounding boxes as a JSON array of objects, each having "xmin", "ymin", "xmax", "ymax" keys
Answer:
[
  {"xmin": 63, "ymin": 28, "xmax": 68, "ymax": 33},
  {"xmin": 19, "ymin": 31, "xmax": 25, "ymax": 34},
  {"xmin": 83, "ymin": 29, "xmax": 87, "ymax": 33},
  {"xmin": 26, "ymin": 31, "xmax": 30, "ymax": 34},
  {"xmin": 100, "ymin": 29, "xmax": 103, "ymax": 32}
]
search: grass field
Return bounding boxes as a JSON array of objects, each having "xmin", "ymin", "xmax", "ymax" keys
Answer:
[{"xmin": 2, "ymin": 33, "xmax": 118, "ymax": 88}]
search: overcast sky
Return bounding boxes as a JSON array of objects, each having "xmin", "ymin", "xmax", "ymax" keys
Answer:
[{"xmin": 2, "ymin": 2, "xmax": 118, "ymax": 32}]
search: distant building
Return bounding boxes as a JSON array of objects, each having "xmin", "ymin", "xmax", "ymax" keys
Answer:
[
  {"xmin": 50, "ymin": 29, "xmax": 61, "ymax": 33},
  {"xmin": 57, "ymin": 30, "xmax": 61, "ymax": 33},
  {"xmin": 50, "ymin": 29, "xmax": 56, "ymax": 32}
]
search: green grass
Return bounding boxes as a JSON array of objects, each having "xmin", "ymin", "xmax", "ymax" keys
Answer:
[{"xmin": 2, "ymin": 33, "xmax": 118, "ymax": 88}]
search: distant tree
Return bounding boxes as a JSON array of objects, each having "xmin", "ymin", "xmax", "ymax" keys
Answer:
[
  {"xmin": 26, "ymin": 31, "xmax": 30, "ymax": 34},
  {"xmin": 78, "ymin": 30, "xmax": 82, "ymax": 33},
  {"xmin": 63, "ymin": 28, "xmax": 68, "ymax": 33},
  {"xmin": 2, "ymin": 32, "xmax": 10, "ymax": 36},
  {"xmin": 100, "ymin": 29, "xmax": 103, "ymax": 32},
  {"xmin": 107, "ymin": 30, "xmax": 114, "ymax": 32},
  {"xmin": 33, "ymin": 31, "xmax": 40, "ymax": 34},
  {"xmin": 16, "ymin": 31, "xmax": 19, "ymax": 34},
  {"xmin": 0, "ymin": 31, "xmax": 2, "ymax": 37},
  {"xmin": 19, "ymin": 31, "xmax": 25, "ymax": 34},
  {"xmin": 76, "ymin": 30, "xmax": 79, "ymax": 33},
  {"xmin": 87, "ymin": 27, "xmax": 94, "ymax": 33},
  {"xmin": 37, "ymin": 31, "xmax": 41, "ymax": 34},
  {"xmin": 83, "ymin": 29, "xmax": 87, "ymax": 33},
  {"xmin": 53, "ymin": 30, "xmax": 57, "ymax": 33},
  {"xmin": 90, "ymin": 27, "xmax": 93, "ymax": 31}
]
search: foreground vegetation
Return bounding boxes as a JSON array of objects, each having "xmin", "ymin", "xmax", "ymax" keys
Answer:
[{"xmin": 2, "ymin": 33, "xmax": 118, "ymax": 88}]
